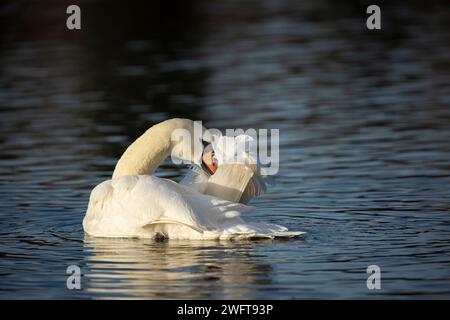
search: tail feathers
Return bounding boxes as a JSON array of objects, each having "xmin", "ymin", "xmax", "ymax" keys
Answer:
[
  {"xmin": 221, "ymin": 222, "xmax": 305, "ymax": 239},
  {"xmin": 143, "ymin": 218, "xmax": 305, "ymax": 240}
]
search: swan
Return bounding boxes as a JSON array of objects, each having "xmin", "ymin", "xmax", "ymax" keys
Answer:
[{"xmin": 83, "ymin": 118, "xmax": 303, "ymax": 240}]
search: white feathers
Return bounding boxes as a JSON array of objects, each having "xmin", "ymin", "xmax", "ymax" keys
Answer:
[
  {"xmin": 83, "ymin": 118, "xmax": 304, "ymax": 240},
  {"xmin": 83, "ymin": 175, "xmax": 304, "ymax": 240}
]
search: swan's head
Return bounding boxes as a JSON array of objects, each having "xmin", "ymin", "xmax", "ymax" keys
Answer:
[{"xmin": 168, "ymin": 118, "xmax": 219, "ymax": 175}]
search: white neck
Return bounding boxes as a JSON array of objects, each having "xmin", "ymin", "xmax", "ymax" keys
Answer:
[{"xmin": 112, "ymin": 118, "xmax": 198, "ymax": 179}]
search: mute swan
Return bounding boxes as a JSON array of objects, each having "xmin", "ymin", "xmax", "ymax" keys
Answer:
[{"xmin": 83, "ymin": 118, "xmax": 303, "ymax": 240}]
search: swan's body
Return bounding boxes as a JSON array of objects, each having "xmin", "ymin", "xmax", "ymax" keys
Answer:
[{"xmin": 83, "ymin": 118, "xmax": 303, "ymax": 240}]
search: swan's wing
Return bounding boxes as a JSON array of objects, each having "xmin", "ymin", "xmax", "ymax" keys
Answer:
[
  {"xmin": 146, "ymin": 183, "xmax": 304, "ymax": 239},
  {"xmin": 144, "ymin": 179, "xmax": 255, "ymax": 230},
  {"xmin": 239, "ymin": 167, "xmax": 267, "ymax": 204},
  {"xmin": 83, "ymin": 175, "xmax": 204, "ymax": 237},
  {"xmin": 179, "ymin": 164, "xmax": 268, "ymax": 205}
]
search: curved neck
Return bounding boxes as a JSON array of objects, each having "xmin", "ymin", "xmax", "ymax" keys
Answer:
[{"xmin": 112, "ymin": 124, "xmax": 172, "ymax": 179}]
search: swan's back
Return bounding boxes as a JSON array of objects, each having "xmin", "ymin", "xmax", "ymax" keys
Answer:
[{"xmin": 83, "ymin": 175, "xmax": 302, "ymax": 240}]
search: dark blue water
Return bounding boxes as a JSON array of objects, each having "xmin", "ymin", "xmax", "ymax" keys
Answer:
[{"xmin": 1, "ymin": 0, "xmax": 450, "ymax": 299}]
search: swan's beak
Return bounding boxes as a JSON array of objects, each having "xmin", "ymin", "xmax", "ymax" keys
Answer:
[{"xmin": 201, "ymin": 143, "xmax": 218, "ymax": 175}]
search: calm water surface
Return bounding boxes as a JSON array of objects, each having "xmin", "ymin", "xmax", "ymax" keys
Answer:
[{"xmin": 1, "ymin": 1, "xmax": 450, "ymax": 299}]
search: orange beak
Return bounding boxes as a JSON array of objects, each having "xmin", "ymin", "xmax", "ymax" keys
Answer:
[{"xmin": 202, "ymin": 149, "xmax": 218, "ymax": 174}]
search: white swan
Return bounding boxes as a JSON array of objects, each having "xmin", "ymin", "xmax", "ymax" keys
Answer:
[{"xmin": 83, "ymin": 118, "xmax": 303, "ymax": 240}]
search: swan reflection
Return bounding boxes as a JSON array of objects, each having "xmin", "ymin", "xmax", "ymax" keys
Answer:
[{"xmin": 83, "ymin": 236, "xmax": 274, "ymax": 299}]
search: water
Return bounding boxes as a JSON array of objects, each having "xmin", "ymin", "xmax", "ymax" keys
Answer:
[{"xmin": 1, "ymin": 0, "xmax": 450, "ymax": 299}]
